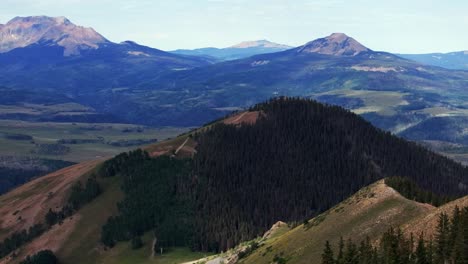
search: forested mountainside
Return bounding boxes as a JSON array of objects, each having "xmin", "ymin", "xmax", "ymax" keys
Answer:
[{"xmin": 97, "ymin": 98, "xmax": 468, "ymax": 253}]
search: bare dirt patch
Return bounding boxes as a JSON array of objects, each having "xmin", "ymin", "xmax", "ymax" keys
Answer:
[
  {"xmin": 223, "ymin": 111, "xmax": 261, "ymax": 126},
  {"xmin": 147, "ymin": 136, "xmax": 197, "ymax": 158}
]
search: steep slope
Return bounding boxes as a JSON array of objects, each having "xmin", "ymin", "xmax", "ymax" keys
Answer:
[
  {"xmin": 400, "ymin": 51, "xmax": 468, "ymax": 70},
  {"xmin": 170, "ymin": 39, "xmax": 291, "ymax": 61}
]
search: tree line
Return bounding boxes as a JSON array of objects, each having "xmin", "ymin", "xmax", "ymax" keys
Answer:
[{"xmin": 385, "ymin": 177, "xmax": 455, "ymax": 206}]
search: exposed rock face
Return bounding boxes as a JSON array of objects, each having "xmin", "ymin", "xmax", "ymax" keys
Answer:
[
  {"xmin": 297, "ymin": 33, "xmax": 371, "ymax": 56},
  {"xmin": 0, "ymin": 16, "xmax": 109, "ymax": 56}
]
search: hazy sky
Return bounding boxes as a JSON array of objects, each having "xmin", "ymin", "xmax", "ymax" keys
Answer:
[{"xmin": 1, "ymin": 0, "xmax": 467, "ymax": 53}]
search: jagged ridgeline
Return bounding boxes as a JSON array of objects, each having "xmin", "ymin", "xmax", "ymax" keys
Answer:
[{"xmin": 99, "ymin": 97, "xmax": 468, "ymax": 252}]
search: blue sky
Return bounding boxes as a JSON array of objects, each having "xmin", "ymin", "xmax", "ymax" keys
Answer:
[{"xmin": 1, "ymin": 0, "xmax": 467, "ymax": 53}]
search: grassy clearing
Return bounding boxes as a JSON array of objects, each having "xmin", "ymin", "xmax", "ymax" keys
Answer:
[{"xmin": 320, "ymin": 89, "xmax": 408, "ymax": 116}]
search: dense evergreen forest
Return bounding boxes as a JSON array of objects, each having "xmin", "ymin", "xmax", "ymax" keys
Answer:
[
  {"xmin": 322, "ymin": 206, "xmax": 468, "ymax": 264},
  {"xmin": 385, "ymin": 177, "xmax": 455, "ymax": 206},
  {"xmin": 100, "ymin": 150, "xmax": 193, "ymax": 248},
  {"xmin": 99, "ymin": 98, "xmax": 468, "ymax": 252}
]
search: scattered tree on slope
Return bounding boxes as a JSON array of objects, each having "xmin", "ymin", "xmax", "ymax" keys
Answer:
[{"xmin": 322, "ymin": 206, "xmax": 468, "ymax": 264}]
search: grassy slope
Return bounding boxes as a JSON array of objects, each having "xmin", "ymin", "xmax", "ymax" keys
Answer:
[{"xmin": 240, "ymin": 180, "xmax": 433, "ymax": 264}]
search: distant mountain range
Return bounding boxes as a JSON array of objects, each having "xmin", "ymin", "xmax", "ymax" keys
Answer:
[
  {"xmin": 400, "ymin": 51, "xmax": 468, "ymax": 70},
  {"xmin": 1, "ymin": 16, "xmax": 468, "ymax": 147},
  {"xmin": 170, "ymin": 39, "xmax": 292, "ymax": 61},
  {"xmin": 144, "ymin": 33, "xmax": 468, "ymax": 144}
]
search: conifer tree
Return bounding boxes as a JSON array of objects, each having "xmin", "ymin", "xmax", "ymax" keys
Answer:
[
  {"xmin": 344, "ymin": 239, "xmax": 358, "ymax": 264},
  {"xmin": 322, "ymin": 240, "xmax": 335, "ymax": 264},
  {"xmin": 337, "ymin": 236, "xmax": 345, "ymax": 264},
  {"xmin": 415, "ymin": 234, "xmax": 428, "ymax": 264},
  {"xmin": 435, "ymin": 213, "xmax": 450, "ymax": 263}
]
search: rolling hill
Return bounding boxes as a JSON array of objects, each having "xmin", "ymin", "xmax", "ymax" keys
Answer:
[{"xmin": 0, "ymin": 98, "xmax": 467, "ymax": 264}]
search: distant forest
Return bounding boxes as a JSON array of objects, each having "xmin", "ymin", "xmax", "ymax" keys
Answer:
[{"xmin": 99, "ymin": 98, "xmax": 468, "ymax": 252}]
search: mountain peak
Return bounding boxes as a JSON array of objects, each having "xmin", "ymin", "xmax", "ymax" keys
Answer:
[
  {"xmin": 8, "ymin": 16, "xmax": 70, "ymax": 25},
  {"xmin": 297, "ymin": 33, "xmax": 371, "ymax": 56},
  {"xmin": 229, "ymin": 40, "xmax": 291, "ymax": 49},
  {"xmin": 0, "ymin": 16, "xmax": 109, "ymax": 56}
]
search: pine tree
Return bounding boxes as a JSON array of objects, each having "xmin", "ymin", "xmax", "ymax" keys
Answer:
[
  {"xmin": 337, "ymin": 236, "xmax": 345, "ymax": 264},
  {"xmin": 415, "ymin": 234, "xmax": 428, "ymax": 264},
  {"xmin": 344, "ymin": 239, "xmax": 358, "ymax": 264},
  {"xmin": 322, "ymin": 240, "xmax": 335, "ymax": 264},
  {"xmin": 45, "ymin": 209, "xmax": 58, "ymax": 226},
  {"xmin": 426, "ymin": 239, "xmax": 434, "ymax": 264},
  {"xmin": 358, "ymin": 237, "xmax": 373, "ymax": 264},
  {"xmin": 435, "ymin": 213, "xmax": 450, "ymax": 263},
  {"xmin": 449, "ymin": 206, "xmax": 462, "ymax": 263}
]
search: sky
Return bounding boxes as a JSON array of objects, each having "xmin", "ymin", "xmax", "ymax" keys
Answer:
[{"xmin": 1, "ymin": 0, "xmax": 467, "ymax": 53}]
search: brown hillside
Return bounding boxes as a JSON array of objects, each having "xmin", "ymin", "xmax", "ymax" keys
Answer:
[
  {"xmin": 402, "ymin": 195, "xmax": 468, "ymax": 240},
  {"xmin": 0, "ymin": 160, "xmax": 99, "ymax": 241}
]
